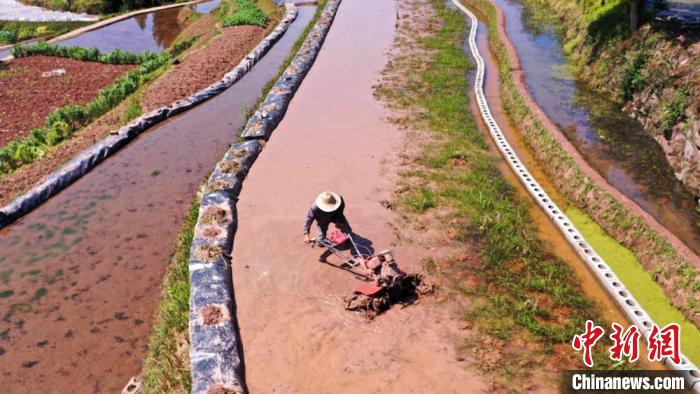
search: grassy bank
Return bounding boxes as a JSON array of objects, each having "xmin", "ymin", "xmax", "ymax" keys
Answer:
[
  {"xmin": 462, "ymin": 0, "xmax": 699, "ymax": 329},
  {"xmin": 377, "ymin": 0, "xmax": 617, "ymax": 379},
  {"xmin": 567, "ymin": 208, "xmax": 700, "ymax": 364},
  {"xmin": 139, "ymin": 2, "xmax": 328, "ymax": 391},
  {"xmin": 141, "ymin": 200, "xmax": 199, "ymax": 393}
]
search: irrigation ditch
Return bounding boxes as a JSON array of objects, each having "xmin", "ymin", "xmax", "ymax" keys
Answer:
[
  {"xmin": 186, "ymin": 0, "xmax": 340, "ymax": 392},
  {"xmin": 452, "ymin": 0, "xmax": 700, "ymax": 389},
  {"xmin": 461, "ymin": 0, "xmax": 700, "ymax": 332}
]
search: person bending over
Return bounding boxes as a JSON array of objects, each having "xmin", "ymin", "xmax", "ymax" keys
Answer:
[{"xmin": 303, "ymin": 191, "xmax": 352, "ymax": 245}]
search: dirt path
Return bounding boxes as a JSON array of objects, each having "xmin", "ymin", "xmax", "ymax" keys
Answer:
[{"xmin": 231, "ymin": 0, "xmax": 487, "ymax": 392}]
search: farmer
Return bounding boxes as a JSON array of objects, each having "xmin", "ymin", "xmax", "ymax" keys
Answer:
[{"xmin": 303, "ymin": 191, "xmax": 352, "ymax": 245}]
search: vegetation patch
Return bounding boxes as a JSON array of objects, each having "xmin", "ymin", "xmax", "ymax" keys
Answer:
[
  {"xmin": 141, "ymin": 200, "xmax": 198, "ymax": 393},
  {"xmin": 377, "ymin": 0, "xmax": 616, "ymax": 381},
  {"xmin": 217, "ymin": 0, "xmax": 269, "ymax": 27},
  {"xmin": 223, "ymin": 0, "xmax": 269, "ymax": 27}
]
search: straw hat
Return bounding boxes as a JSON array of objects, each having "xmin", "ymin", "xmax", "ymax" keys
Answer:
[{"xmin": 315, "ymin": 191, "xmax": 342, "ymax": 212}]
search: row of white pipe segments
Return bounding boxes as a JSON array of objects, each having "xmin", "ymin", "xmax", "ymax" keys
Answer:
[{"xmin": 450, "ymin": 0, "xmax": 700, "ymax": 389}]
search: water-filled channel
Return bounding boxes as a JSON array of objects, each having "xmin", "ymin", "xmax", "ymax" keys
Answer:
[
  {"xmin": 0, "ymin": 6, "xmax": 315, "ymax": 392},
  {"xmin": 491, "ymin": 0, "xmax": 700, "ymax": 256}
]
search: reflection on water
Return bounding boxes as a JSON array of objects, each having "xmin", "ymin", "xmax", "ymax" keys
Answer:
[
  {"xmin": 0, "ymin": 6, "xmax": 314, "ymax": 392},
  {"xmin": 492, "ymin": 0, "xmax": 700, "ymax": 254},
  {"xmin": 60, "ymin": 7, "xmax": 186, "ymax": 53},
  {"xmin": 57, "ymin": 0, "xmax": 221, "ymax": 53}
]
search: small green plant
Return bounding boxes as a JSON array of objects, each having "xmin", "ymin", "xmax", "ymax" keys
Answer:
[
  {"xmin": 661, "ymin": 88, "xmax": 688, "ymax": 131},
  {"xmin": 149, "ymin": 168, "xmax": 161, "ymax": 177},
  {"xmin": 141, "ymin": 200, "xmax": 198, "ymax": 392}
]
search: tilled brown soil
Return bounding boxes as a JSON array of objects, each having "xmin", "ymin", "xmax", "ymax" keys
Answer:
[
  {"xmin": 0, "ymin": 56, "xmax": 134, "ymax": 147},
  {"xmin": 141, "ymin": 24, "xmax": 267, "ymax": 110}
]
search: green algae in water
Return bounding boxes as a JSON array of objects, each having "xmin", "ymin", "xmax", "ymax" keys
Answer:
[
  {"xmin": 32, "ymin": 287, "xmax": 48, "ymax": 301},
  {"xmin": 21, "ymin": 269, "xmax": 41, "ymax": 277},
  {"xmin": 0, "ymin": 270, "xmax": 12, "ymax": 285},
  {"xmin": 566, "ymin": 207, "xmax": 700, "ymax": 365},
  {"xmin": 0, "ymin": 290, "xmax": 14, "ymax": 298}
]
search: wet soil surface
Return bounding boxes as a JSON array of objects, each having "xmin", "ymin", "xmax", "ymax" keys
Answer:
[
  {"xmin": 142, "ymin": 25, "xmax": 266, "ymax": 110},
  {"xmin": 0, "ymin": 56, "xmax": 133, "ymax": 147},
  {"xmin": 231, "ymin": 0, "xmax": 487, "ymax": 391},
  {"xmin": 0, "ymin": 8, "xmax": 314, "ymax": 392}
]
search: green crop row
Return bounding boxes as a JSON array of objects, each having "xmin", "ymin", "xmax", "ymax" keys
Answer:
[
  {"xmin": 0, "ymin": 21, "xmax": 91, "ymax": 45},
  {"xmin": 12, "ymin": 42, "xmax": 160, "ymax": 64},
  {"xmin": 0, "ymin": 39, "xmax": 197, "ymax": 175}
]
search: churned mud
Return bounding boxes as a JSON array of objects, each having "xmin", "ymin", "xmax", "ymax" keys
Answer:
[
  {"xmin": 0, "ymin": 8, "xmax": 314, "ymax": 392},
  {"xmin": 0, "ymin": 56, "xmax": 133, "ymax": 147},
  {"xmin": 231, "ymin": 0, "xmax": 487, "ymax": 392}
]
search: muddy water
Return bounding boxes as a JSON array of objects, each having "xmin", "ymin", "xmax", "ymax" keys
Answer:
[
  {"xmin": 58, "ymin": 0, "xmax": 221, "ymax": 53},
  {"xmin": 491, "ymin": 0, "xmax": 700, "ymax": 256},
  {"xmin": 0, "ymin": 7, "xmax": 314, "ymax": 392}
]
